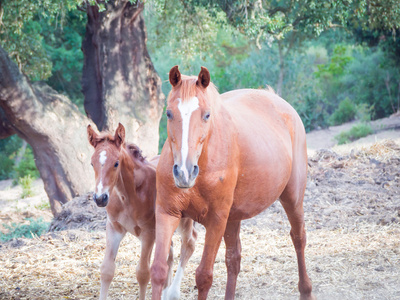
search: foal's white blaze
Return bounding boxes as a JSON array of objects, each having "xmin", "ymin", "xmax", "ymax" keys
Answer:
[
  {"xmin": 99, "ymin": 150, "xmax": 107, "ymax": 165},
  {"xmin": 177, "ymin": 97, "xmax": 199, "ymax": 181},
  {"xmin": 96, "ymin": 151, "xmax": 108, "ymax": 197},
  {"xmin": 96, "ymin": 180, "xmax": 104, "ymax": 197}
]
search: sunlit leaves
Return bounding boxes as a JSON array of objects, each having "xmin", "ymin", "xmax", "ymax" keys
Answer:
[{"xmin": 0, "ymin": 0, "xmax": 84, "ymax": 80}]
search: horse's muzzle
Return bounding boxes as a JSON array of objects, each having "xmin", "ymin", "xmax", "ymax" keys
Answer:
[
  {"xmin": 93, "ymin": 193, "xmax": 109, "ymax": 207},
  {"xmin": 173, "ymin": 163, "xmax": 199, "ymax": 189}
]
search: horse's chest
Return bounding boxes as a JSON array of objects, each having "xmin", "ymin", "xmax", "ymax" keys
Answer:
[{"xmin": 108, "ymin": 211, "xmax": 141, "ymax": 237}]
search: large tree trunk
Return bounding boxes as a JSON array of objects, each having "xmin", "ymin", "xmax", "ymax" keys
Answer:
[
  {"xmin": 0, "ymin": 1, "xmax": 164, "ymax": 215},
  {"xmin": 0, "ymin": 46, "xmax": 94, "ymax": 215},
  {"xmin": 82, "ymin": 0, "xmax": 164, "ymax": 157}
]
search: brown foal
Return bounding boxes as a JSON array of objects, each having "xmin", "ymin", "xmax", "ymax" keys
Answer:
[
  {"xmin": 88, "ymin": 123, "xmax": 197, "ymax": 300},
  {"xmin": 150, "ymin": 66, "xmax": 315, "ymax": 300}
]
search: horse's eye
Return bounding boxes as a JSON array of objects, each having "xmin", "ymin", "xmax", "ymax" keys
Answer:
[
  {"xmin": 203, "ymin": 112, "xmax": 211, "ymax": 121},
  {"xmin": 91, "ymin": 162, "xmax": 93, "ymax": 167},
  {"xmin": 166, "ymin": 110, "xmax": 173, "ymax": 120},
  {"xmin": 114, "ymin": 161, "xmax": 119, "ymax": 168}
]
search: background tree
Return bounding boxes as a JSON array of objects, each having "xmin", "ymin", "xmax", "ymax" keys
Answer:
[{"xmin": 0, "ymin": 0, "xmax": 164, "ymax": 214}]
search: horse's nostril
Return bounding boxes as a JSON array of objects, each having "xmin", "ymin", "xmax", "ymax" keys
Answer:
[
  {"xmin": 193, "ymin": 165, "xmax": 199, "ymax": 177},
  {"xmin": 102, "ymin": 193, "xmax": 109, "ymax": 203},
  {"xmin": 173, "ymin": 164, "xmax": 180, "ymax": 177}
]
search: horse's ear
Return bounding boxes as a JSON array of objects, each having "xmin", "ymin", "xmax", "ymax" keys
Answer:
[
  {"xmin": 114, "ymin": 123, "xmax": 125, "ymax": 148},
  {"xmin": 197, "ymin": 66, "xmax": 210, "ymax": 89},
  {"xmin": 169, "ymin": 65, "xmax": 181, "ymax": 87},
  {"xmin": 87, "ymin": 124, "xmax": 98, "ymax": 148}
]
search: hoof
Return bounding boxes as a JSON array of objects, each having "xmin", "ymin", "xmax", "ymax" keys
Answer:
[{"xmin": 300, "ymin": 292, "xmax": 316, "ymax": 300}]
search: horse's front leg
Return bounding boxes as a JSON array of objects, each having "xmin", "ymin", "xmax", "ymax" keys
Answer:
[
  {"xmin": 196, "ymin": 216, "xmax": 228, "ymax": 300},
  {"xmin": 224, "ymin": 220, "xmax": 242, "ymax": 299},
  {"xmin": 136, "ymin": 229, "xmax": 155, "ymax": 300},
  {"xmin": 100, "ymin": 221, "xmax": 126, "ymax": 300},
  {"xmin": 151, "ymin": 208, "xmax": 181, "ymax": 300}
]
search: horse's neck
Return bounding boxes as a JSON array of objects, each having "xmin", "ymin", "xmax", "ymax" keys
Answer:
[{"xmin": 208, "ymin": 105, "xmax": 237, "ymax": 150}]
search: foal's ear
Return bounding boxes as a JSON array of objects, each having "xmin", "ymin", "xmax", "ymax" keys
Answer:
[
  {"xmin": 87, "ymin": 124, "xmax": 98, "ymax": 148},
  {"xmin": 169, "ymin": 65, "xmax": 181, "ymax": 87},
  {"xmin": 114, "ymin": 123, "xmax": 125, "ymax": 148},
  {"xmin": 197, "ymin": 66, "xmax": 210, "ymax": 89}
]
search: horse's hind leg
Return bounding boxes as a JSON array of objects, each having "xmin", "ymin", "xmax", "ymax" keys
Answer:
[
  {"xmin": 167, "ymin": 218, "xmax": 198, "ymax": 300},
  {"xmin": 136, "ymin": 229, "xmax": 155, "ymax": 300},
  {"xmin": 280, "ymin": 149, "xmax": 315, "ymax": 300},
  {"xmin": 100, "ymin": 221, "xmax": 126, "ymax": 300},
  {"xmin": 224, "ymin": 220, "xmax": 242, "ymax": 300}
]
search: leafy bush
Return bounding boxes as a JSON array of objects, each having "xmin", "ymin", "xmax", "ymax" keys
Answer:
[
  {"xmin": 0, "ymin": 135, "xmax": 23, "ymax": 180},
  {"xmin": 329, "ymin": 98, "xmax": 357, "ymax": 125},
  {"xmin": 0, "ymin": 217, "xmax": 49, "ymax": 242},
  {"xmin": 335, "ymin": 123, "xmax": 373, "ymax": 145},
  {"xmin": 19, "ymin": 175, "xmax": 34, "ymax": 198},
  {"xmin": 13, "ymin": 147, "xmax": 40, "ymax": 183},
  {"xmin": 34, "ymin": 200, "xmax": 51, "ymax": 211}
]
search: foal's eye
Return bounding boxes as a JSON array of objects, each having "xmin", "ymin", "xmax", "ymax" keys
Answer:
[
  {"xmin": 203, "ymin": 112, "xmax": 211, "ymax": 121},
  {"xmin": 91, "ymin": 162, "xmax": 93, "ymax": 167},
  {"xmin": 114, "ymin": 161, "xmax": 119, "ymax": 168},
  {"xmin": 166, "ymin": 110, "xmax": 173, "ymax": 120}
]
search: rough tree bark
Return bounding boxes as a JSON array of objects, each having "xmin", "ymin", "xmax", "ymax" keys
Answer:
[
  {"xmin": 0, "ymin": 46, "xmax": 94, "ymax": 215},
  {"xmin": 0, "ymin": 1, "xmax": 164, "ymax": 215},
  {"xmin": 82, "ymin": 0, "xmax": 164, "ymax": 157}
]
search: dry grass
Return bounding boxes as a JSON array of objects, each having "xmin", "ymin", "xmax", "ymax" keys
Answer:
[
  {"xmin": 1, "ymin": 140, "xmax": 400, "ymax": 299},
  {"xmin": 1, "ymin": 222, "xmax": 399, "ymax": 299}
]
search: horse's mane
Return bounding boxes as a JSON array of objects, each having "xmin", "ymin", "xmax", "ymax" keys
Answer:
[
  {"xmin": 94, "ymin": 132, "xmax": 146, "ymax": 163},
  {"xmin": 170, "ymin": 75, "xmax": 220, "ymax": 108}
]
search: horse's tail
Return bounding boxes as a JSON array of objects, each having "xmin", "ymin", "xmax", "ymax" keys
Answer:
[{"xmin": 265, "ymin": 85, "xmax": 277, "ymax": 94}]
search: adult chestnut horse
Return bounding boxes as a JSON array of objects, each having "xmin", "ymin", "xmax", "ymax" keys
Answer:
[
  {"xmin": 87, "ymin": 123, "xmax": 197, "ymax": 300},
  {"xmin": 150, "ymin": 66, "xmax": 315, "ymax": 299}
]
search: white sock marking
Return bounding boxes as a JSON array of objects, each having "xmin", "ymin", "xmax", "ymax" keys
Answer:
[
  {"xmin": 161, "ymin": 287, "xmax": 169, "ymax": 300},
  {"xmin": 177, "ymin": 97, "xmax": 199, "ymax": 181},
  {"xmin": 99, "ymin": 150, "xmax": 107, "ymax": 165},
  {"xmin": 167, "ymin": 263, "xmax": 184, "ymax": 300}
]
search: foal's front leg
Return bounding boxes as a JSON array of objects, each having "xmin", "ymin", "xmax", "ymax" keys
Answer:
[
  {"xmin": 136, "ymin": 229, "xmax": 155, "ymax": 300},
  {"xmin": 100, "ymin": 221, "xmax": 126, "ymax": 300}
]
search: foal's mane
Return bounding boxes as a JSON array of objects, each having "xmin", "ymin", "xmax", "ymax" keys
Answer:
[{"xmin": 95, "ymin": 132, "xmax": 146, "ymax": 163}]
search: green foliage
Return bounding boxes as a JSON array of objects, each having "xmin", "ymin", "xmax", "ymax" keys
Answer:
[
  {"xmin": 0, "ymin": 136, "xmax": 23, "ymax": 180},
  {"xmin": 329, "ymin": 98, "xmax": 357, "ymax": 126},
  {"xmin": 0, "ymin": 218, "xmax": 49, "ymax": 242},
  {"xmin": 43, "ymin": 11, "xmax": 86, "ymax": 106},
  {"xmin": 339, "ymin": 48, "xmax": 400, "ymax": 119},
  {"xmin": 19, "ymin": 175, "xmax": 34, "ymax": 198},
  {"xmin": 0, "ymin": 0, "xmax": 85, "ymax": 81},
  {"xmin": 335, "ymin": 123, "xmax": 373, "ymax": 145},
  {"xmin": 35, "ymin": 200, "xmax": 51, "ymax": 211},
  {"xmin": 13, "ymin": 147, "xmax": 40, "ymax": 182}
]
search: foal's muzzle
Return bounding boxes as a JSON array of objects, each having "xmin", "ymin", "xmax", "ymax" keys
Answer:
[
  {"xmin": 173, "ymin": 163, "xmax": 199, "ymax": 189},
  {"xmin": 93, "ymin": 193, "xmax": 109, "ymax": 207}
]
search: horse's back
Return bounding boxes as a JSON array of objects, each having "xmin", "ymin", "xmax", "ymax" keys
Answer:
[{"xmin": 220, "ymin": 89, "xmax": 307, "ymax": 220}]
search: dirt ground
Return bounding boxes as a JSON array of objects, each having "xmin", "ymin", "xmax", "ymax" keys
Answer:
[{"xmin": 0, "ymin": 116, "xmax": 399, "ymax": 300}]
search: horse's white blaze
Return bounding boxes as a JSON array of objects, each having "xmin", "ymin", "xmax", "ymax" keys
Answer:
[
  {"xmin": 99, "ymin": 150, "xmax": 107, "ymax": 165},
  {"xmin": 178, "ymin": 97, "xmax": 199, "ymax": 181},
  {"xmin": 167, "ymin": 263, "xmax": 184, "ymax": 300}
]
